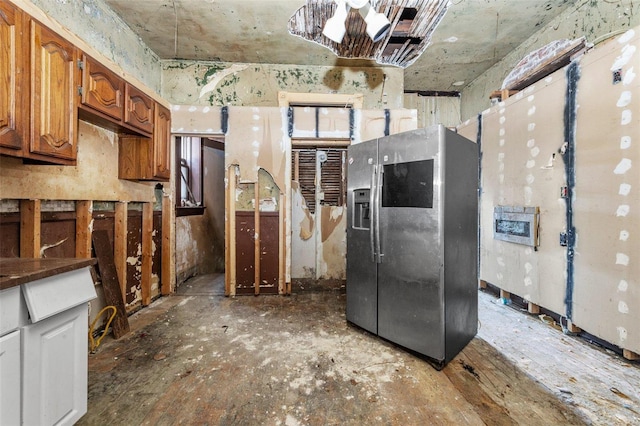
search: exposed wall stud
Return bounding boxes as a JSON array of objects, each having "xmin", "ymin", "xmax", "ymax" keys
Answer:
[
  {"xmin": 254, "ymin": 183, "xmax": 261, "ymax": 295},
  {"xmin": 75, "ymin": 200, "xmax": 93, "ymax": 258},
  {"xmin": 141, "ymin": 202, "xmax": 153, "ymax": 305},
  {"xmin": 114, "ymin": 201, "xmax": 128, "ymax": 303},
  {"xmin": 161, "ymin": 194, "xmax": 173, "ymax": 295},
  {"xmin": 20, "ymin": 199, "xmax": 41, "ymax": 258}
]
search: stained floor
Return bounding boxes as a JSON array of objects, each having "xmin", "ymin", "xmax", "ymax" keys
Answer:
[{"xmin": 78, "ymin": 274, "xmax": 639, "ymax": 425}]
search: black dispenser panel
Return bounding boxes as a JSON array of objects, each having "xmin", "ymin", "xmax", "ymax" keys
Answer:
[{"xmin": 353, "ymin": 189, "xmax": 371, "ymax": 229}]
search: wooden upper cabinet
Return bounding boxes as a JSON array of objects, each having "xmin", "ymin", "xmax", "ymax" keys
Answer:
[
  {"xmin": 153, "ymin": 104, "xmax": 171, "ymax": 180},
  {"xmin": 30, "ymin": 20, "xmax": 78, "ymax": 162},
  {"xmin": 124, "ymin": 83, "xmax": 154, "ymax": 135},
  {"xmin": 118, "ymin": 102, "xmax": 171, "ymax": 182},
  {"xmin": 80, "ymin": 54, "xmax": 124, "ymax": 121},
  {"xmin": 0, "ymin": 2, "xmax": 27, "ymax": 153}
]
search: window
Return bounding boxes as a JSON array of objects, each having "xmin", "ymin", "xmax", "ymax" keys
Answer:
[
  {"xmin": 175, "ymin": 136, "xmax": 204, "ymax": 216},
  {"xmin": 292, "ymin": 147, "xmax": 347, "ymax": 214}
]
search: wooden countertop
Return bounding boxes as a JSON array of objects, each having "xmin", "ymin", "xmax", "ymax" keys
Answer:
[{"xmin": 0, "ymin": 258, "xmax": 96, "ymax": 291}]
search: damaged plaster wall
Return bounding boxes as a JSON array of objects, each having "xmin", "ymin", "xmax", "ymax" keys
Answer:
[
  {"xmin": 460, "ymin": 28, "xmax": 639, "ymax": 355},
  {"xmin": 0, "ymin": 122, "xmax": 159, "ymax": 312},
  {"xmin": 461, "ymin": 0, "xmax": 640, "ymax": 120},
  {"xmin": 0, "ymin": 121, "xmax": 156, "ymax": 202},
  {"xmin": 171, "ymin": 106, "xmax": 226, "ymax": 284},
  {"xmin": 175, "ymin": 214, "xmax": 217, "ymax": 284},
  {"xmin": 161, "ymin": 61, "xmax": 404, "ymax": 109},
  {"xmin": 22, "ymin": 0, "xmax": 162, "ymax": 92},
  {"xmin": 203, "ymin": 145, "xmax": 226, "ymax": 273},
  {"xmin": 172, "ymin": 105, "xmax": 417, "ymax": 285}
]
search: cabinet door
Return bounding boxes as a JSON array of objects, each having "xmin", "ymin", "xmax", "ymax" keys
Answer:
[
  {"xmin": 0, "ymin": 2, "xmax": 27, "ymax": 152},
  {"xmin": 30, "ymin": 20, "xmax": 78, "ymax": 161},
  {"xmin": 81, "ymin": 54, "xmax": 124, "ymax": 121},
  {"xmin": 118, "ymin": 135, "xmax": 153, "ymax": 180},
  {"xmin": 22, "ymin": 304, "xmax": 89, "ymax": 426},
  {"xmin": 0, "ymin": 330, "xmax": 21, "ymax": 426},
  {"xmin": 124, "ymin": 83, "xmax": 154, "ymax": 135},
  {"xmin": 154, "ymin": 104, "xmax": 171, "ymax": 180}
]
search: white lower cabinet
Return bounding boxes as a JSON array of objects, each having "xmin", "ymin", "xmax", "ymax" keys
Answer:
[
  {"xmin": 22, "ymin": 303, "xmax": 89, "ymax": 426},
  {"xmin": 0, "ymin": 330, "xmax": 22, "ymax": 426},
  {"xmin": 0, "ymin": 263, "xmax": 96, "ymax": 426}
]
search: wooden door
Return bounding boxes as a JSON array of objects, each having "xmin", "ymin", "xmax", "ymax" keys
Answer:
[
  {"xmin": 153, "ymin": 104, "xmax": 171, "ymax": 179},
  {"xmin": 30, "ymin": 20, "xmax": 78, "ymax": 161},
  {"xmin": 124, "ymin": 83, "xmax": 154, "ymax": 135},
  {"xmin": 0, "ymin": 2, "xmax": 27, "ymax": 153},
  {"xmin": 81, "ymin": 54, "xmax": 124, "ymax": 121}
]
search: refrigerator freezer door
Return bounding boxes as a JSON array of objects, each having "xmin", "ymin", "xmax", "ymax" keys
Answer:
[
  {"xmin": 376, "ymin": 126, "xmax": 446, "ymax": 360},
  {"xmin": 346, "ymin": 139, "xmax": 379, "ymax": 334}
]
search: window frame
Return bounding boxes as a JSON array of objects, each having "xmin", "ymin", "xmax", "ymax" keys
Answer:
[{"xmin": 175, "ymin": 135, "xmax": 205, "ymax": 217}]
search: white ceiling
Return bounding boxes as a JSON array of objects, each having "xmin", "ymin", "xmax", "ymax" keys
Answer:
[{"xmin": 103, "ymin": 0, "xmax": 577, "ymax": 92}]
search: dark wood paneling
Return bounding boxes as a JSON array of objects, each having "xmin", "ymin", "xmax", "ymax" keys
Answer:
[
  {"xmin": 41, "ymin": 211, "xmax": 76, "ymax": 258},
  {"xmin": 259, "ymin": 213, "xmax": 279, "ymax": 294},
  {"xmin": 0, "ymin": 213, "xmax": 20, "ymax": 257},
  {"xmin": 0, "ymin": 206, "xmax": 162, "ymax": 310},
  {"xmin": 235, "ymin": 211, "xmax": 279, "ymax": 295},
  {"xmin": 235, "ymin": 211, "xmax": 255, "ymax": 294}
]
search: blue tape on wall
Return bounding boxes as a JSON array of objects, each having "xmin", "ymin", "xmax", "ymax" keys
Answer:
[
  {"xmin": 288, "ymin": 107, "xmax": 294, "ymax": 137},
  {"xmin": 562, "ymin": 60, "xmax": 581, "ymax": 320},
  {"xmin": 349, "ymin": 109, "xmax": 354, "ymax": 140},
  {"xmin": 384, "ymin": 109, "xmax": 390, "ymax": 136},
  {"xmin": 476, "ymin": 113, "xmax": 483, "ymax": 273},
  {"xmin": 221, "ymin": 106, "xmax": 229, "ymax": 134}
]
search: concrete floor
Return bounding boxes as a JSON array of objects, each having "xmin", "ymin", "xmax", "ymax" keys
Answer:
[{"xmin": 77, "ymin": 274, "xmax": 639, "ymax": 425}]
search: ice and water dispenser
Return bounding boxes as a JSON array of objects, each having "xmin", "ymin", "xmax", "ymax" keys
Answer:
[{"xmin": 353, "ymin": 189, "xmax": 370, "ymax": 229}]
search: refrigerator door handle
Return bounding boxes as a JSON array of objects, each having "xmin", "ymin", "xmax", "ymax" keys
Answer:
[
  {"xmin": 370, "ymin": 165, "xmax": 377, "ymax": 262},
  {"xmin": 375, "ymin": 166, "xmax": 384, "ymax": 264}
]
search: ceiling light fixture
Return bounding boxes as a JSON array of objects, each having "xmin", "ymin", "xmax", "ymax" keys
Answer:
[{"xmin": 322, "ymin": 0, "xmax": 391, "ymax": 44}]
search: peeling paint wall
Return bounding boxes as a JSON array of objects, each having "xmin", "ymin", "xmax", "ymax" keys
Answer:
[
  {"xmin": 291, "ymin": 181, "xmax": 316, "ymax": 278},
  {"xmin": 461, "ymin": 0, "xmax": 640, "ymax": 120},
  {"xmin": 24, "ymin": 0, "xmax": 161, "ymax": 92},
  {"xmin": 317, "ymin": 205, "xmax": 346, "ymax": 279},
  {"xmin": 161, "ymin": 61, "xmax": 404, "ymax": 109},
  {"xmin": 236, "ymin": 170, "xmax": 281, "ymax": 212}
]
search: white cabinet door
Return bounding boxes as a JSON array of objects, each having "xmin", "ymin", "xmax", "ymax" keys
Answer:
[
  {"xmin": 22, "ymin": 304, "xmax": 89, "ymax": 426},
  {"xmin": 0, "ymin": 330, "xmax": 21, "ymax": 426}
]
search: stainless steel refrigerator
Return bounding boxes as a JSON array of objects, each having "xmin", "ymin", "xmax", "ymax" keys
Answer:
[{"xmin": 346, "ymin": 125, "xmax": 478, "ymax": 368}]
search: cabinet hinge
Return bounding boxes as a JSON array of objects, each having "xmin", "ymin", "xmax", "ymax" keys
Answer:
[
  {"xmin": 77, "ymin": 86, "xmax": 83, "ymax": 96},
  {"xmin": 77, "ymin": 60, "xmax": 84, "ymax": 70}
]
